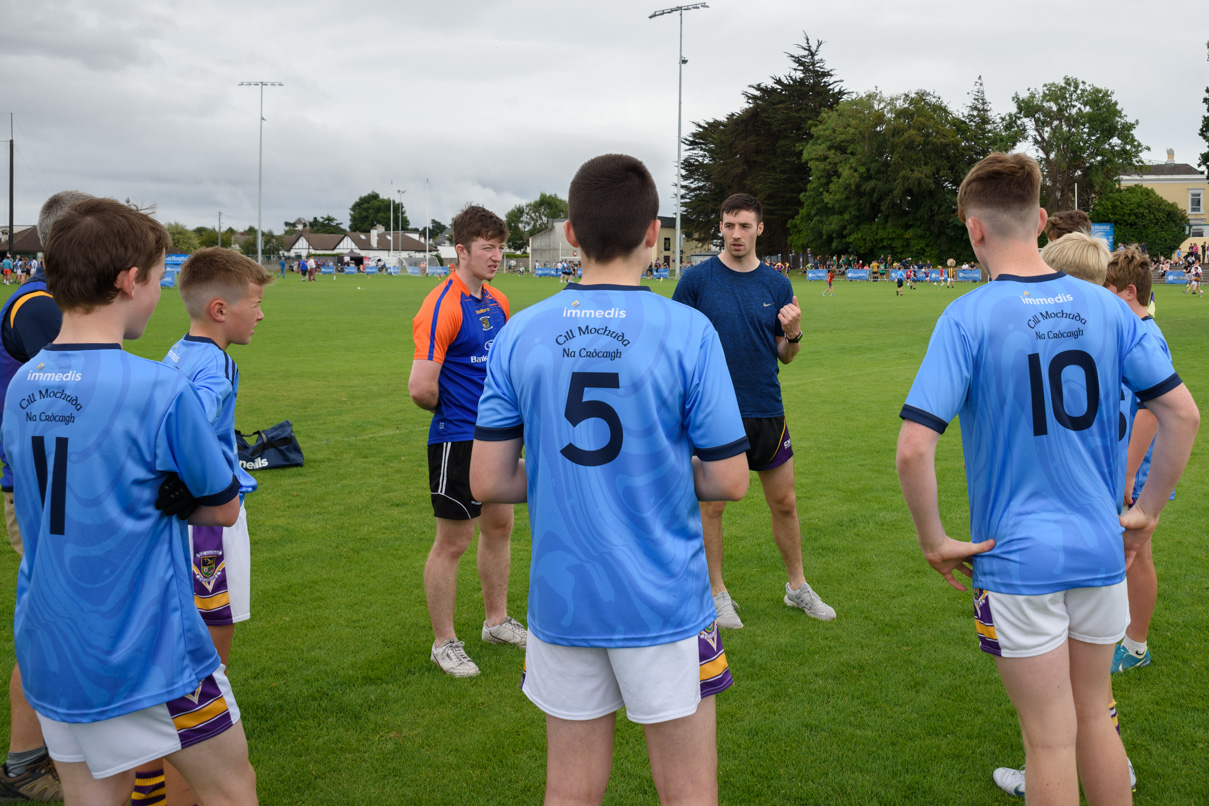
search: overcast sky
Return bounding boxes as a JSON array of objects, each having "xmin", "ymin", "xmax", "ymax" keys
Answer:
[{"xmin": 3, "ymin": 0, "xmax": 1207, "ymax": 235}]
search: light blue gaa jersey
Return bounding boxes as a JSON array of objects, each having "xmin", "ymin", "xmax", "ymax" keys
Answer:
[
  {"xmin": 164, "ymin": 335, "xmax": 256, "ymax": 494},
  {"xmin": 901, "ymin": 273, "xmax": 1180, "ymax": 595},
  {"xmin": 2, "ymin": 344, "xmax": 239, "ymax": 722},
  {"xmin": 476, "ymin": 284, "xmax": 748, "ymax": 648},
  {"xmin": 1132, "ymin": 316, "xmax": 1175, "ymax": 500}
]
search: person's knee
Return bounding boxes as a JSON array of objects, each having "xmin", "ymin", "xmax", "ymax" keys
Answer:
[
  {"xmin": 430, "ymin": 529, "xmax": 473, "ymax": 561},
  {"xmin": 765, "ymin": 485, "xmax": 798, "ymax": 518}
]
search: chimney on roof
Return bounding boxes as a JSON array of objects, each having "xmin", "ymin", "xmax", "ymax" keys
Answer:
[
  {"xmin": 1167, "ymin": 148, "xmax": 1175, "ymax": 164},
  {"xmin": 370, "ymin": 224, "xmax": 384, "ymax": 248}
]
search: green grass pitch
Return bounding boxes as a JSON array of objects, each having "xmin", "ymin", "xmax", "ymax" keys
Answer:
[{"xmin": 1, "ymin": 272, "xmax": 1206, "ymax": 804}]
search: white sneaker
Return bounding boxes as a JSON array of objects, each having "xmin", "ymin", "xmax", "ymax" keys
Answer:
[
  {"xmin": 431, "ymin": 639, "xmax": 480, "ymax": 678},
  {"xmin": 482, "ymin": 616, "xmax": 528, "ymax": 647},
  {"xmin": 784, "ymin": 581, "xmax": 836, "ymax": 621},
  {"xmin": 992, "ymin": 766, "xmax": 1025, "ymax": 798},
  {"xmin": 713, "ymin": 590, "xmax": 744, "ymax": 629},
  {"xmin": 992, "ymin": 760, "xmax": 1135, "ymax": 798}
]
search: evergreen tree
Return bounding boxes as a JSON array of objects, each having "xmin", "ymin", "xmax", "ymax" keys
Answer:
[{"xmin": 680, "ymin": 35, "xmax": 846, "ymax": 262}]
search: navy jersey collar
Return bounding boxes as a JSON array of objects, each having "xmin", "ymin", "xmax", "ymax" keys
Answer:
[
  {"xmin": 44, "ymin": 343, "xmax": 122, "ymax": 351},
  {"xmin": 183, "ymin": 334, "xmax": 220, "ymax": 347},
  {"xmin": 565, "ymin": 283, "xmax": 652, "ymax": 292},
  {"xmin": 994, "ymin": 270, "xmax": 1066, "ymax": 283}
]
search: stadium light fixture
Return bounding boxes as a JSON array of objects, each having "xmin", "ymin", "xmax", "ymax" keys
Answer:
[
  {"xmin": 649, "ymin": 3, "xmax": 708, "ymax": 279},
  {"xmin": 238, "ymin": 81, "xmax": 283, "ymax": 265}
]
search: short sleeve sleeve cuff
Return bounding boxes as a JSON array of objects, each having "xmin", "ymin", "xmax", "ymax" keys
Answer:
[
  {"xmin": 195, "ymin": 476, "xmax": 240, "ymax": 507},
  {"xmin": 900, "ymin": 404, "xmax": 949, "ymax": 434},
  {"xmin": 474, "ymin": 424, "xmax": 523, "ymax": 442},
  {"xmin": 1135, "ymin": 373, "xmax": 1182, "ymax": 403},
  {"xmin": 695, "ymin": 436, "xmax": 750, "ymax": 462}
]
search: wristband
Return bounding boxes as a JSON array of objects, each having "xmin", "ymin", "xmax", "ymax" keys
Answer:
[{"xmin": 786, "ymin": 331, "xmax": 803, "ymax": 343}]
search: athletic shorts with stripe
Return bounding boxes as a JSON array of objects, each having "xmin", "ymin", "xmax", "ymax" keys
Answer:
[
  {"xmin": 38, "ymin": 667, "xmax": 241, "ymax": 779},
  {"xmin": 972, "ymin": 581, "xmax": 1128, "ymax": 658},
  {"xmin": 521, "ymin": 623, "xmax": 733, "ymax": 724},
  {"xmin": 742, "ymin": 416, "xmax": 793, "ymax": 472},
  {"xmin": 427, "ymin": 441, "xmax": 481, "ymax": 520},
  {"xmin": 189, "ymin": 504, "xmax": 251, "ymax": 626}
]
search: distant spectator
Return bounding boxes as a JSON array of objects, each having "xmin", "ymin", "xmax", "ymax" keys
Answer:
[{"xmin": 1044, "ymin": 209, "xmax": 1092, "ymax": 243}]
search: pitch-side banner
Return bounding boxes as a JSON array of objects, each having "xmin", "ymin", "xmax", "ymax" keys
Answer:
[
  {"xmin": 957, "ymin": 269, "xmax": 982, "ymax": 283},
  {"xmin": 1166, "ymin": 270, "xmax": 1188, "ymax": 284},
  {"xmin": 928, "ymin": 270, "xmax": 941, "ymax": 282},
  {"xmin": 847, "ymin": 269, "xmax": 870, "ymax": 281},
  {"xmin": 1090, "ymin": 223, "xmax": 1115, "ymax": 252},
  {"xmin": 806, "ymin": 269, "xmax": 827, "ymax": 281}
]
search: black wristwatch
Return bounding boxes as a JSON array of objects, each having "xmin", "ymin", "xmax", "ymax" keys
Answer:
[{"xmin": 785, "ymin": 331, "xmax": 803, "ymax": 343}]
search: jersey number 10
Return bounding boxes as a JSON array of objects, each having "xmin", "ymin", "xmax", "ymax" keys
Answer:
[{"xmin": 1027, "ymin": 350, "xmax": 1099, "ymax": 437}]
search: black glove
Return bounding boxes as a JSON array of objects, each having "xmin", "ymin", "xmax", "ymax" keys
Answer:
[{"xmin": 156, "ymin": 473, "xmax": 200, "ymax": 520}]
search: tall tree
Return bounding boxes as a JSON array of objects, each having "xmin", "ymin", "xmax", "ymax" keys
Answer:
[
  {"xmin": 503, "ymin": 194, "xmax": 569, "ymax": 251},
  {"xmin": 1003, "ymin": 76, "xmax": 1144, "ymax": 211},
  {"xmin": 1090, "ymin": 186, "xmax": 1190, "ymax": 259},
  {"xmin": 1200, "ymin": 40, "xmax": 1209, "ymax": 170},
  {"xmin": 308, "ymin": 215, "xmax": 344, "ymax": 234},
  {"xmin": 789, "ymin": 90, "xmax": 973, "ymax": 263},
  {"xmin": 963, "ymin": 76, "xmax": 1010, "ymax": 160},
  {"xmin": 349, "ymin": 192, "xmax": 408, "ymax": 232},
  {"xmin": 680, "ymin": 35, "xmax": 846, "ymax": 261},
  {"xmin": 165, "ymin": 222, "xmax": 200, "ymax": 254}
]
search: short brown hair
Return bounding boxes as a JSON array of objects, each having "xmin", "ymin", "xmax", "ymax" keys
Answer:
[
  {"xmin": 1044, "ymin": 209, "xmax": 1091, "ymax": 242},
  {"xmin": 44, "ymin": 198, "xmax": 171, "ymax": 313},
  {"xmin": 568, "ymin": 154, "xmax": 659, "ymax": 263},
  {"xmin": 1105, "ymin": 245, "xmax": 1152, "ymax": 301},
  {"xmin": 721, "ymin": 193, "xmax": 762, "ymax": 223},
  {"xmin": 1040, "ymin": 231, "xmax": 1110, "ymax": 285},
  {"xmin": 957, "ymin": 152, "xmax": 1042, "ymax": 239},
  {"xmin": 178, "ymin": 247, "xmax": 276, "ymax": 319},
  {"xmin": 451, "ymin": 205, "xmax": 507, "ymax": 250}
]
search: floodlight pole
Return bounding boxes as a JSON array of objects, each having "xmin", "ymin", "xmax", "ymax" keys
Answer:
[
  {"xmin": 239, "ymin": 81, "xmax": 283, "ymax": 265},
  {"xmin": 650, "ymin": 3, "xmax": 707, "ymax": 279}
]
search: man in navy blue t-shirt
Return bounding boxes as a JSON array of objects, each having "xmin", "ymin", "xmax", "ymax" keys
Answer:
[{"xmin": 673, "ymin": 193, "xmax": 835, "ymax": 629}]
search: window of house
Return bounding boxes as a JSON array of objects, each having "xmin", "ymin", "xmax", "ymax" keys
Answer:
[
  {"xmin": 664, "ymin": 237, "xmax": 671, "ymax": 252},
  {"xmin": 1191, "ymin": 226, "xmax": 1205, "ymax": 238},
  {"xmin": 1191, "ymin": 189, "xmax": 1204, "ymax": 215}
]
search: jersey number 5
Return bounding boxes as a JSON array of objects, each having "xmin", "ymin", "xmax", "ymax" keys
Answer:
[
  {"xmin": 561, "ymin": 372, "xmax": 622, "ymax": 467},
  {"xmin": 1028, "ymin": 350, "xmax": 1099, "ymax": 437},
  {"xmin": 31, "ymin": 436, "xmax": 69, "ymax": 535}
]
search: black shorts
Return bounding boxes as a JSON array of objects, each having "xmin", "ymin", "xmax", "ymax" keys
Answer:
[
  {"xmin": 428, "ymin": 441, "xmax": 482, "ymax": 520},
  {"xmin": 742, "ymin": 417, "xmax": 793, "ymax": 472}
]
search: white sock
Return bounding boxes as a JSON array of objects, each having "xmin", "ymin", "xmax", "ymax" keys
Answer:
[{"xmin": 1122, "ymin": 635, "xmax": 1147, "ymax": 657}]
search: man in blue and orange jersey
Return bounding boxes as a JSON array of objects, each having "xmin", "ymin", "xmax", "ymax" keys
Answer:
[{"xmin": 409, "ymin": 205, "xmax": 526, "ymax": 678}]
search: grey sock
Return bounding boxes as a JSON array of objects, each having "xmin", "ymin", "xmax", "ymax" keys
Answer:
[{"xmin": 6, "ymin": 745, "xmax": 47, "ymax": 777}]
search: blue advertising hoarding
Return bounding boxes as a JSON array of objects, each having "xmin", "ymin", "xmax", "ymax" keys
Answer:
[
  {"xmin": 1090, "ymin": 223, "xmax": 1115, "ymax": 252},
  {"xmin": 806, "ymin": 269, "xmax": 828, "ymax": 281},
  {"xmin": 1166, "ymin": 270, "xmax": 1187, "ymax": 285},
  {"xmin": 957, "ymin": 269, "xmax": 982, "ymax": 283},
  {"xmin": 847, "ymin": 269, "xmax": 870, "ymax": 281}
]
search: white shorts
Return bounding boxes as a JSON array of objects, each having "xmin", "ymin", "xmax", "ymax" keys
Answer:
[
  {"xmin": 39, "ymin": 667, "xmax": 241, "ymax": 779},
  {"xmin": 522, "ymin": 625, "xmax": 732, "ymax": 725},
  {"xmin": 973, "ymin": 581, "xmax": 1129, "ymax": 658},
  {"xmin": 188, "ymin": 504, "xmax": 251, "ymax": 625}
]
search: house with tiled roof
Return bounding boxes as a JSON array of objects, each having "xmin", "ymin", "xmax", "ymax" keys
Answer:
[
  {"xmin": 283, "ymin": 225, "xmax": 436, "ymax": 264},
  {"xmin": 0, "ymin": 225, "xmax": 41, "ymax": 257},
  {"xmin": 1119, "ymin": 149, "xmax": 1208, "ymax": 251}
]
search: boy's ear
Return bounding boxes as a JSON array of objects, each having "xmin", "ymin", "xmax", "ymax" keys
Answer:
[
  {"xmin": 114, "ymin": 266, "xmax": 139, "ymax": 298},
  {"xmin": 966, "ymin": 216, "xmax": 986, "ymax": 249},
  {"xmin": 564, "ymin": 220, "xmax": 580, "ymax": 249},
  {"xmin": 1035, "ymin": 208, "xmax": 1048, "ymax": 238},
  {"xmin": 208, "ymin": 297, "xmax": 226, "ymax": 322},
  {"xmin": 644, "ymin": 219, "xmax": 660, "ymax": 249}
]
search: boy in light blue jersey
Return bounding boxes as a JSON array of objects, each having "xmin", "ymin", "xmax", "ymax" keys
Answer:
[
  {"xmin": 897, "ymin": 154, "xmax": 1198, "ymax": 804},
  {"xmin": 136, "ymin": 247, "xmax": 272, "ymax": 806},
  {"xmin": 471, "ymin": 154, "xmax": 750, "ymax": 805},
  {"xmin": 1105, "ymin": 247, "xmax": 1174, "ymax": 677},
  {"xmin": 2, "ymin": 199, "xmax": 257, "ymax": 804}
]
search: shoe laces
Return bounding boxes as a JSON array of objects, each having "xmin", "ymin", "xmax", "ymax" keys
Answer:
[{"xmin": 439, "ymin": 639, "xmax": 472, "ymax": 665}]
